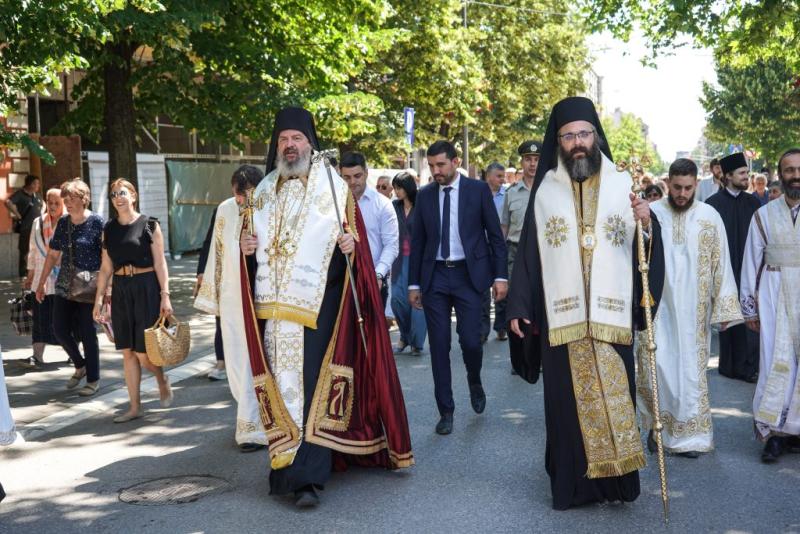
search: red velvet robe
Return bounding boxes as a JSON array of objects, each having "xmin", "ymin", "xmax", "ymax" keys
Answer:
[{"xmin": 240, "ymin": 194, "xmax": 414, "ymax": 471}]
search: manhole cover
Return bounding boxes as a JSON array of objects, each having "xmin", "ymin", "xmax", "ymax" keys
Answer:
[{"xmin": 119, "ymin": 475, "xmax": 231, "ymax": 505}]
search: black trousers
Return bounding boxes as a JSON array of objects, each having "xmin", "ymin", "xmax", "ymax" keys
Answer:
[
  {"xmin": 53, "ymin": 296, "xmax": 100, "ymax": 382},
  {"xmin": 214, "ymin": 316, "xmax": 224, "ymax": 362}
]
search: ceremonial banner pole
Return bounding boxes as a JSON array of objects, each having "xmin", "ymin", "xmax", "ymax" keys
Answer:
[
  {"xmin": 316, "ymin": 150, "xmax": 369, "ymax": 352},
  {"xmin": 617, "ymin": 156, "xmax": 670, "ymax": 523}
]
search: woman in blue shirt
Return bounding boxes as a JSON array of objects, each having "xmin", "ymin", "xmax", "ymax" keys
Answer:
[{"xmin": 36, "ymin": 179, "xmax": 104, "ymax": 396}]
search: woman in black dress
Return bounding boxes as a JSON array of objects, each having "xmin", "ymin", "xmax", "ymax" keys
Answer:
[{"xmin": 93, "ymin": 179, "xmax": 173, "ymax": 423}]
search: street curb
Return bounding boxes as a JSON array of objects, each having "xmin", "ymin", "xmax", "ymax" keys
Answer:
[{"xmin": 17, "ymin": 353, "xmax": 217, "ymax": 441}]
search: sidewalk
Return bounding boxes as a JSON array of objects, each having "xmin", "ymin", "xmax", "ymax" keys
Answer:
[{"xmin": 0, "ymin": 254, "xmax": 218, "ymax": 428}]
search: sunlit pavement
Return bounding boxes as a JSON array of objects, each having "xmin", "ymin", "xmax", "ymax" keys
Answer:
[{"xmin": 1, "ymin": 259, "xmax": 798, "ymax": 532}]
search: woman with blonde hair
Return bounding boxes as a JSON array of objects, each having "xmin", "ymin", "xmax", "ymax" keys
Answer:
[
  {"xmin": 24, "ymin": 188, "xmax": 64, "ymax": 367},
  {"xmin": 36, "ymin": 178, "xmax": 104, "ymax": 396},
  {"xmin": 94, "ymin": 179, "xmax": 173, "ymax": 423}
]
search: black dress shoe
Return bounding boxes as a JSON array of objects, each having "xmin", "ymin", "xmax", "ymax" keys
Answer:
[
  {"xmin": 647, "ymin": 430, "xmax": 657, "ymax": 454},
  {"xmin": 294, "ymin": 485, "xmax": 320, "ymax": 508},
  {"xmin": 238, "ymin": 442, "xmax": 266, "ymax": 453},
  {"xmin": 435, "ymin": 413, "xmax": 453, "ymax": 435},
  {"xmin": 469, "ymin": 384, "xmax": 486, "ymax": 414},
  {"xmin": 677, "ymin": 450, "xmax": 700, "ymax": 459},
  {"xmin": 784, "ymin": 435, "xmax": 800, "ymax": 453},
  {"xmin": 761, "ymin": 436, "xmax": 783, "ymax": 463}
]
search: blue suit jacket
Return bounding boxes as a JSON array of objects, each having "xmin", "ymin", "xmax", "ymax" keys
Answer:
[{"xmin": 409, "ymin": 175, "xmax": 508, "ymax": 293}]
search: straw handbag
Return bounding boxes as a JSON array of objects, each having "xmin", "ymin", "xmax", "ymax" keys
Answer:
[{"xmin": 144, "ymin": 314, "xmax": 191, "ymax": 367}]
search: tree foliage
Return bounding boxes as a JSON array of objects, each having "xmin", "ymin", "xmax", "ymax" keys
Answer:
[
  {"xmin": 702, "ymin": 57, "xmax": 800, "ymax": 165},
  {"xmin": 581, "ymin": 0, "xmax": 800, "ymax": 71},
  {"xmin": 1, "ymin": 0, "xmax": 592, "ymax": 175},
  {"xmin": 601, "ymin": 111, "xmax": 665, "ymax": 174}
]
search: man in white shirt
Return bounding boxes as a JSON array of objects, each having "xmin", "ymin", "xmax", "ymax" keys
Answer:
[
  {"xmin": 340, "ymin": 152, "xmax": 399, "ymax": 307},
  {"xmin": 697, "ymin": 156, "xmax": 723, "ymax": 202}
]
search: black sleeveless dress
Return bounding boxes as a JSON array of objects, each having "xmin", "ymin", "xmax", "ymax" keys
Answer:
[{"xmin": 104, "ymin": 215, "xmax": 162, "ymax": 353}]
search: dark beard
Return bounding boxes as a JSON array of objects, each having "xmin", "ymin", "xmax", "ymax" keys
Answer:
[
  {"xmin": 559, "ymin": 141, "xmax": 602, "ymax": 183},
  {"xmin": 668, "ymin": 192, "xmax": 695, "ymax": 212},
  {"xmin": 781, "ymin": 177, "xmax": 800, "ymax": 200}
]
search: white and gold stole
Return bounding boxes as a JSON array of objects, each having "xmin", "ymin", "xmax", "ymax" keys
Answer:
[
  {"xmin": 754, "ymin": 199, "xmax": 800, "ymax": 434},
  {"xmin": 251, "ymin": 156, "xmax": 349, "ymax": 467},
  {"xmin": 535, "ymin": 155, "xmax": 644, "ymax": 478},
  {"xmin": 534, "ymin": 154, "xmax": 635, "ymax": 347}
]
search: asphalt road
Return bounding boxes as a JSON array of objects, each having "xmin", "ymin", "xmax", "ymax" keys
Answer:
[{"xmin": 1, "ymin": 256, "xmax": 798, "ymax": 533}]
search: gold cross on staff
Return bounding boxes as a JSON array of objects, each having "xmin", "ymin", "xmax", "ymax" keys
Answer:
[
  {"xmin": 240, "ymin": 188, "xmax": 265, "ymax": 234},
  {"xmin": 616, "ymin": 155, "xmax": 653, "ymax": 195}
]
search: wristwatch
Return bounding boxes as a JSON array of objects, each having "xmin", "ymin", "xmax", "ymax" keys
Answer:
[{"xmin": 376, "ymin": 272, "xmax": 385, "ymax": 283}]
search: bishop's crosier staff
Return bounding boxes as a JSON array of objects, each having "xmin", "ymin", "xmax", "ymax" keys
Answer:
[
  {"xmin": 317, "ymin": 150, "xmax": 369, "ymax": 352},
  {"xmin": 618, "ymin": 155, "xmax": 670, "ymax": 523}
]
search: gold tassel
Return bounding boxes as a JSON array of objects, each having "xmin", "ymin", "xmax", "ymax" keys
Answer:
[
  {"xmin": 270, "ymin": 450, "xmax": 298, "ymax": 470},
  {"xmin": 586, "ymin": 453, "xmax": 646, "ymax": 479},
  {"xmin": 548, "ymin": 323, "xmax": 589, "ymax": 347},
  {"xmin": 589, "ymin": 322, "xmax": 632, "ymax": 346}
]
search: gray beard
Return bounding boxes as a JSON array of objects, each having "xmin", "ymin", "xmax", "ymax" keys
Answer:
[
  {"xmin": 276, "ymin": 146, "xmax": 312, "ymax": 178},
  {"xmin": 559, "ymin": 143, "xmax": 602, "ymax": 183}
]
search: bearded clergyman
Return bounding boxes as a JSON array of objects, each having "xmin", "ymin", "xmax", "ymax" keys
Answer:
[
  {"xmin": 237, "ymin": 107, "xmax": 413, "ymax": 507},
  {"xmin": 740, "ymin": 147, "xmax": 800, "ymax": 463},
  {"xmin": 506, "ymin": 96, "xmax": 665, "ymax": 510},
  {"xmin": 637, "ymin": 158, "xmax": 742, "ymax": 459}
]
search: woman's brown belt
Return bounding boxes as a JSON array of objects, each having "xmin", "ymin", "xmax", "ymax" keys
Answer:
[{"xmin": 114, "ymin": 265, "xmax": 155, "ymax": 276}]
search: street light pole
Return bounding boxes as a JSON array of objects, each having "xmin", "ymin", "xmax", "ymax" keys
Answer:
[{"xmin": 462, "ymin": 1, "xmax": 469, "ymax": 173}]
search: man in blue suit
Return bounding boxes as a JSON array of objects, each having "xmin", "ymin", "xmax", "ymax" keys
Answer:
[{"xmin": 409, "ymin": 140, "xmax": 508, "ymax": 435}]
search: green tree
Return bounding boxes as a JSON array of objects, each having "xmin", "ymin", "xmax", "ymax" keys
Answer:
[
  {"xmin": 702, "ymin": 57, "xmax": 800, "ymax": 165},
  {"xmin": 581, "ymin": 0, "xmax": 800, "ymax": 70},
  {"xmin": 601, "ymin": 111, "xmax": 665, "ymax": 174},
  {"xmin": 1, "ymin": 0, "xmax": 393, "ymax": 186}
]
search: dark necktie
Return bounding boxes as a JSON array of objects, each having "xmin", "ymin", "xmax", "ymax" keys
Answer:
[{"xmin": 441, "ymin": 186, "xmax": 452, "ymax": 259}]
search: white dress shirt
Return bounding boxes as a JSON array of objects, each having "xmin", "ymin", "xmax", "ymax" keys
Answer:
[
  {"xmin": 436, "ymin": 174, "xmax": 465, "ymax": 261},
  {"xmin": 357, "ymin": 186, "xmax": 399, "ymax": 278}
]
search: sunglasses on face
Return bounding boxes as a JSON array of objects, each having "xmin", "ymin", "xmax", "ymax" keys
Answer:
[
  {"xmin": 377, "ymin": 184, "xmax": 390, "ymax": 190},
  {"xmin": 109, "ymin": 190, "xmax": 129, "ymax": 199}
]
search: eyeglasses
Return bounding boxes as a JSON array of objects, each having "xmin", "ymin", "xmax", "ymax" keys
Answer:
[
  {"xmin": 558, "ymin": 130, "xmax": 595, "ymax": 143},
  {"xmin": 377, "ymin": 184, "xmax": 390, "ymax": 190},
  {"xmin": 109, "ymin": 190, "xmax": 129, "ymax": 199}
]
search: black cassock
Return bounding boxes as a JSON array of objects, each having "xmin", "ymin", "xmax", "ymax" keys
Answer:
[
  {"xmin": 705, "ymin": 189, "xmax": 760, "ymax": 380},
  {"xmin": 506, "ymin": 206, "xmax": 664, "ymax": 511},
  {"xmin": 247, "ymin": 249, "xmax": 347, "ymax": 494}
]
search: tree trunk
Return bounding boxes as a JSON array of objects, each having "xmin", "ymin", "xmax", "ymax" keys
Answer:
[{"xmin": 103, "ymin": 41, "xmax": 138, "ymax": 191}]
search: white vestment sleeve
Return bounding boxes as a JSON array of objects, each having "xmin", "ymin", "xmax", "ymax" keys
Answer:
[
  {"xmin": 194, "ymin": 210, "xmax": 222, "ymax": 316},
  {"xmin": 710, "ymin": 212, "xmax": 745, "ymax": 326},
  {"xmin": 740, "ymin": 213, "xmax": 766, "ymax": 320}
]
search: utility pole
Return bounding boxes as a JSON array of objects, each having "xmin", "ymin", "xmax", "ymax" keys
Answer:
[{"xmin": 462, "ymin": 1, "xmax": 469, "ymax": 173}]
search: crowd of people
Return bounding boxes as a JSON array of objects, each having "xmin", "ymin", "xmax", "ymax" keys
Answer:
[
  {"xmin": 4, "ymin": 178, "xmax": 175, "ymax": 412},
  {"xmin": 2, "ymin": 97, "xmax": 798, "ymax": 513}
]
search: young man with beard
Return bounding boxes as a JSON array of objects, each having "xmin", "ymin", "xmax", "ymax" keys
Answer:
[
  {"xmin": 506, "ymin": 96, "xmax": 665, "ymax": 510},
  {"xmin": 238, "ymin": 107, "xmax": 413, "ymax": 507},
  {"xmin": 740, "ymin": 148, "xmax": 800, "ymax": 463},
  {"xmin": 697, "ymin": 157, "xmax": 723, "ymax": 202},
  {"xmin": 408, "ymin": 141, "xmax": 507, "ymax": 435},
  {"xmin": 706, "ymin": 153, "xmax": 762, "ymax": 382},
  {"xmin": 637, "ymin": 158, "xmax": 742, "ymax": 459}
]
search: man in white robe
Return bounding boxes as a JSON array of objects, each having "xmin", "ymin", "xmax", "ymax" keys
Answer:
[
  {"xmin": 740, "ymin": 147, "xmax": 800, "ymax": 463},
  {"xmin": 638, "ymin": 159, "xmax": 742, "ymax": 458},
  {"xmin": 195, "ymin": 165, "xmax": 268, "ymax": 451}
]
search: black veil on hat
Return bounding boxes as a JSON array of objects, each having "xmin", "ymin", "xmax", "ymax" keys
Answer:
[
  {"xmin": 720, "ymin": 152, "xmax": 748, "ymax": 175},
  {"xmin": 265, "ymin": 106, "xmax": 322, "ymax": 173},
  {"xmin": 533, "ymin": 96, "xmax": 613, "ymax": 187}
]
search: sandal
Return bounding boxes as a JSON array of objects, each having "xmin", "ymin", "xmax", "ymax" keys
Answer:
[
  {"xmin": 66, "ymin": 369, "xmax": 87, "ymax": 390},
  {"xmin": 77, "ymin": 381, "xmax": 99, "ymax": 397},
  {"xmin": 113, "ymin": 410, "xmax": 142, "ymax": 424}
]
